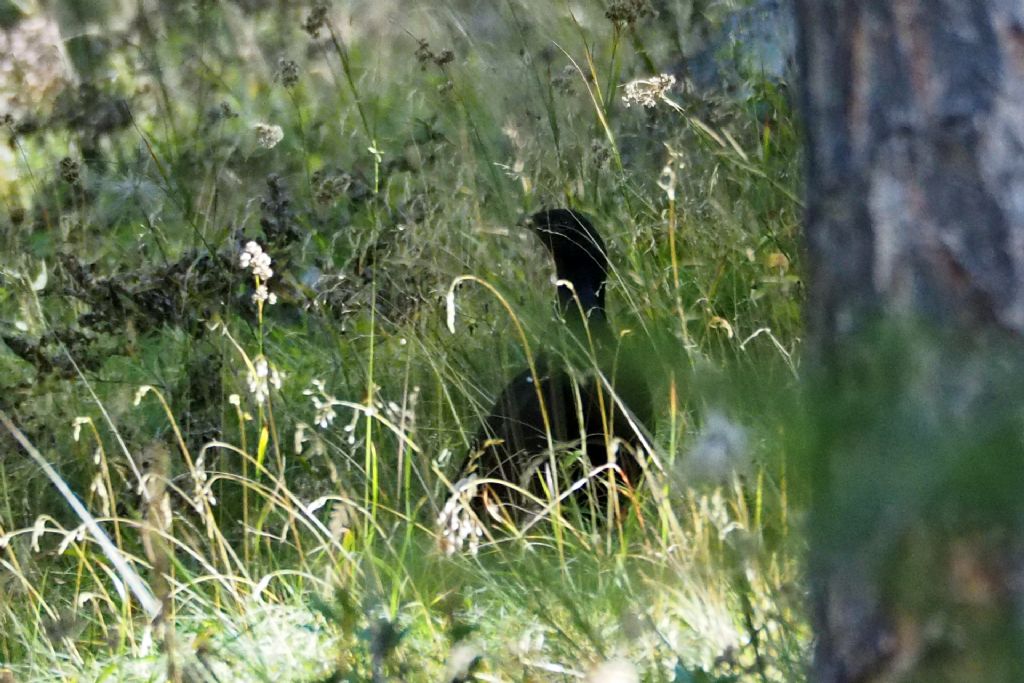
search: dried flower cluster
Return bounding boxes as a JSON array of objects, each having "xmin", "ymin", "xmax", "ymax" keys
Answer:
[
  {"xmin": 414, "ymin": 39, "xmax": 454, "ymax": 71},
  {"xmin": 605, "ymin": 0, "xmax": 653, "ymax": 27},
  {"xmin": 436, "ymin": 477, "xmax": 485, "ymax": 555},
  {"xmin": 302, "ymin": 3, "xmax": 329, "ymax": 37},
  {"xmin": 259, "ymin": 174, "xmax": 301, "ymax": 246},
  {"xmin": 208, "ymin": 101, "xmax": 238, "ymax": 123},
  {"xmin": 312, "ymin": 168, "xmax": 356, "ymax": 204},
  {"xmin": 621, "ymin": 74, "xmax": 676, "ymax": 108},
  {"xmin": 253, "ymin": 122, "xmax": 284, "ymax": 149},
  {"xmin": 550, "ymin": 64, "xmax": 577, "ymax": 95},
  {"xmin": 276, "ymin": 59, "xmax": 300, "ymax": 89},
  {"xmin": 59, "ymin": 157, "xmax": 80, "ymax": 186}
]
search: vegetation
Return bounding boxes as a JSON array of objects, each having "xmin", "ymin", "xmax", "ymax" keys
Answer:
[{"xmin": 0, "ymin": 1, "xmax": 806, "ymax": 680}]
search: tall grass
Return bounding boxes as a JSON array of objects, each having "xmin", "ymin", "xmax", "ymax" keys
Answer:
[{"xmin": 0, "ymin": 1, "xmax": 805, "ymax": 680}]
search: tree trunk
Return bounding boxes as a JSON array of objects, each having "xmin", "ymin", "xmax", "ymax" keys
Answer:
[{"xmin": 794, "ymin": 2, "xmax": 1024, "ymax": 681}]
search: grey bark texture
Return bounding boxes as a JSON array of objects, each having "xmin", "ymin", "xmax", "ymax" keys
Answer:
[
  {"xmin": 794, "ymin": 1, "xmax": 1024, "ymax": 682},
  {"xmin": 796, "ymin": 0, "xmax": 1024, "ymax": 340}
]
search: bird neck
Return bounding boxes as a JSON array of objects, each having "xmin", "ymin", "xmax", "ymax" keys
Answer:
[
  {"xmin": 554, "ymin": 256, "xmax": 607, "ymax": 314},
  {"xmin": 556, "ymin": 282, "xmax": 604, "ymax": 318},
  {"xmin": 556, "ymin": 284, "xmax": 611, "ymax": 344}
]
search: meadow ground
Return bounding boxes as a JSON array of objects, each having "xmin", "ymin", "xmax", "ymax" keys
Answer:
[{"xmin": 0, "ymin": 1, "xmax": 807, "ymax": 680}]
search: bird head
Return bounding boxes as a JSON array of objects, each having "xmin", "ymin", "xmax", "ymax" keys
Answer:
[{"xmin": 527, "ymin": 209, "xmax": 609, "ymax": 321}]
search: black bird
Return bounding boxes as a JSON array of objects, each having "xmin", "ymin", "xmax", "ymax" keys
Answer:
[{"xmin": 443, "ymin": 209, "xmax": 651, "ymax": 538}]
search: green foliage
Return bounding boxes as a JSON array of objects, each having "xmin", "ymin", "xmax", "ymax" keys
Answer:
[{"xmin": 796, "ymin": 323, "xmax": 1024, "ymax": 682}]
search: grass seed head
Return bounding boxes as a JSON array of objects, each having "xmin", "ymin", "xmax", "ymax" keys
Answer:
[{"xmin": 621, "ymin": 74, "xmax": 676, "ymax": 109}]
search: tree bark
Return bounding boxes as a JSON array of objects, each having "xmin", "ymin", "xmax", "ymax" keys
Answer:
[{"xmin": 794, "ymin": 2, "xmax": 1024, "ymax": 681}]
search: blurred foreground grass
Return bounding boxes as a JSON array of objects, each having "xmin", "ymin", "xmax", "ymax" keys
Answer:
[{"xmin": 0, "ymin": 1, "xmax": 806, "ymax": 680}]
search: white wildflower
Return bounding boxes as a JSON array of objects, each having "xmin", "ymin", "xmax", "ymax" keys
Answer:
[
  {"xmin": 252, "ymin": 284, "xmax": 277, "ymax": 305},
  {"xmin": 252, "ymin": 252, "xmax": 273, "ymax": 280},
  {"xmin": 239, "ymin": 240, "xmax": 261, "ymax": 269},
  {"xmin": 303, "ymin": 378, "xmax": 326, "ymax": 395},
  {"xmin": 305, "ymin": 379, "xmax": 339, "ymax": 429},
  {"xmin": 312, "ymin": 396, "xmax": 337, "ymax": 429},
  {"xmin": 247, "ymin": 356, "xmax": 283, "ymax": 403},
  {"xmin": 239, "ymin": 241, "xmax": 274, "ymax": 280},
  {"xmin": 622, "ymin": 73, "xmax": 676, "ymax": 108},
  {"xmin": 247, "ymin": 358, "xmax": 269, "ymax": 402},
  {"xmin": 254, "ymin": 122, "xmax": 284, "ymax": 149}
]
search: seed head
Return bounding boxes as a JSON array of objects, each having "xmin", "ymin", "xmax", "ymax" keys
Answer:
[
  {"xmin": 622, "ymin": 74, "xmax": 676, "ymax": 108},
  {"xmin": 253, "ymin": 122, "xmax": 284, "ymax": 149},
  {"xmin": 302, "ymin": 3, "xmax": 329, "ymax": 37},
  {"xmin": 437, "ymin": 477, "xmax": 484, "ymax": 555},
  {"xmin": 59, "ymin": 157, "xmax": 80, "ymax": 185},
  {"xmin": 605, "ymin": 0, "xmax": 653, "ymax": 27},
  {"xmin": 551, "ymin": 64, "xmax": 577, "ymax": 94},
  {"xmin": 414, "ymin": 39, "xmax": 454, "ymax": 71},
  {"xmin": 276, "ymin": 59, "xmax": 300, "ymax": 89}
]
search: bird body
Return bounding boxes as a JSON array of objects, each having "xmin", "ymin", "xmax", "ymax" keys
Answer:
[{"xmin": 447, "ymin": 210, "xmax": 651, "ymax": 529}]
